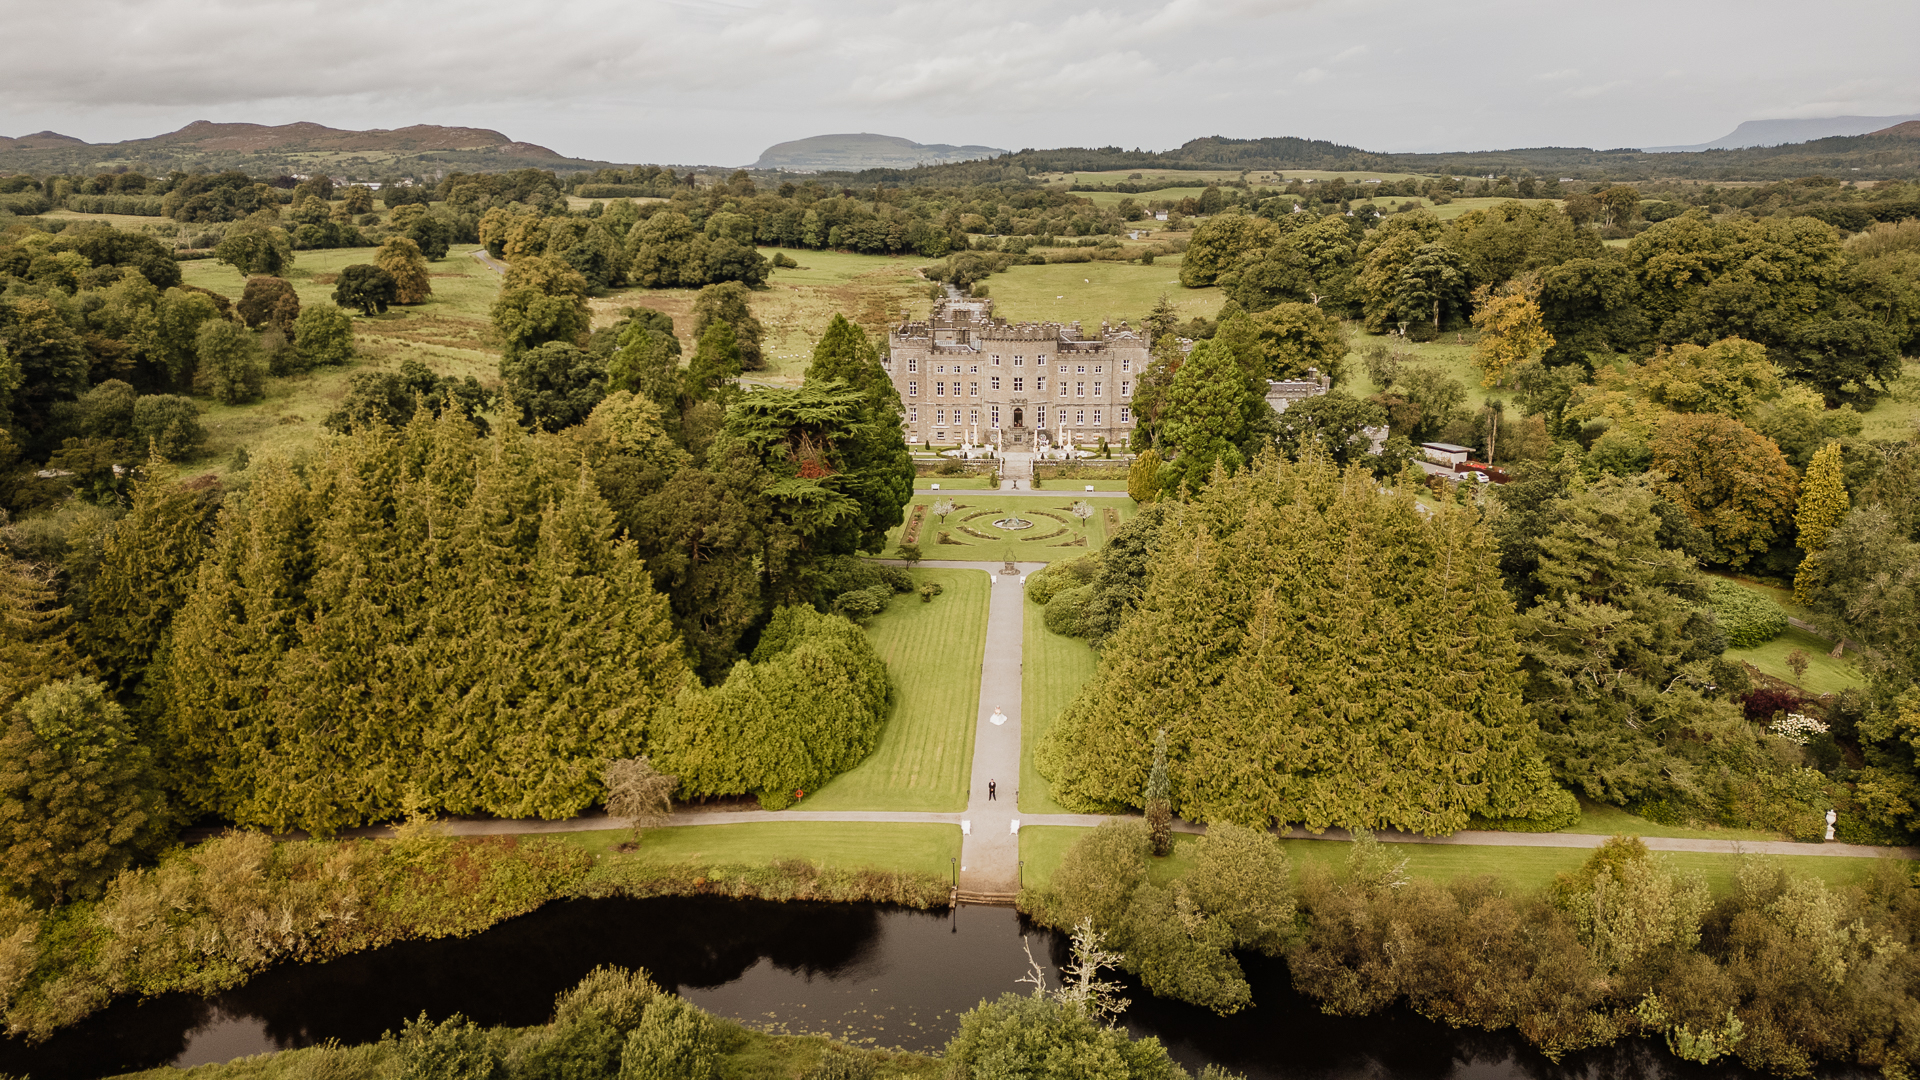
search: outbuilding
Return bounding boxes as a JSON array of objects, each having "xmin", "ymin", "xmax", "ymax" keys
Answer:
[{"xmin": 1419, "ymin": 442, "xmax": 1475, "ymax": 469}]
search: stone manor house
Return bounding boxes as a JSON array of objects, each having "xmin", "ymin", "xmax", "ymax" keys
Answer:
[
  {"xmin": 882, "ymin": 296, "xmax": 1333, "ymax": 451},
  {"xmin": 883, "ymin": 297, "xmax": 1145, "ymax": 450}
]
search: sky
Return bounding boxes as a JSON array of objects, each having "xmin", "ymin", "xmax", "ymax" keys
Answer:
[{"xmin": 3, "ymin": 0, "xmax": 1917, "ymax": 165}]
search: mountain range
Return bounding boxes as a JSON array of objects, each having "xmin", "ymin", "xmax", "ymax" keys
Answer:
[{"xmin": 0, "ymin": 121, "xmax": 595, "ymax": 175}]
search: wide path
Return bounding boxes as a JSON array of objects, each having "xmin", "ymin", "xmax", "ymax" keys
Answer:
[
  {"xmin": 469, "ymin": 248, "xmax": 507, "ymax": 274},
  {"xmin": 952, "ymin": 562, "xmax": 1041, "ymax": 895}
]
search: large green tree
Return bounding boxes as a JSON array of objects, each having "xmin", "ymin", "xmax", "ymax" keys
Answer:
[
  {"xmin": 0, "ymin": 677, "xmax": 169, "ymax": 905},
  {"xmin": 490, "ymin": 256, "xmax": 591, "ymax": 358},
  {"xmin": 163, "ymin": 413, "xmax": 689, "ymax": 833},
  {"xmin": 690, "ymin": 283, "xmax": 766, "ymax": 372},
  {"xmin": 1039, "ymin": 452, "xmax": 1570, "ymax": 834}
]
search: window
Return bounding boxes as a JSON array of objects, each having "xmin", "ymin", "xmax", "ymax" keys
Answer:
[
  {"xmin": 970, "ymin": 382, "xmax": 980, "ymax": 397},
  {"xmin": 1121, "ymin": 381, "xmax": 1131, "ymax": 397},
  {"xmin": 970, "ymin": 364, "xmax": 980, "ymax": 374},
  {"xmin": 935, "ymin": 430, "xmax": 945, "ymax": 442},
  {"xmin": 935, "ymin": 381, "xmax": 944, "ymax": 397},
  {"xmin": 936, "ymin": 408, "xmax": 945, "ymax": 424},
  {"xmin": 1014, "ymin": 355, "xmax": 1025, "ymax": 366},
  {"xmin": 1076, "ymin": 364, "xmax": 1086, "ymax": 374},
  {"xmin": 1012, "ymin": 377, "xmax": 1024, "ymax": 392},
  {"xmin": 908, "ymin": 381, "xmax": 919, "ymax": 396},
  {"xmin": 1058, "ymin": 381, "xmax": 1068, "ymax": 397},
  {"xmin": 908, "ymin": 358, "xmax": 919, "ymax": 373},
  {"xmin": 1094, "ymin": 365, "xmax": 1103, "ymax": 374},
  {"xmin": 1093, "ymin": 383, "xmax": 1102, "ymax": 396},
  {"xmin": 1037, "ymin": 355, "xmax": 1048, "ymax": 366},
  {"xmin": 908, "ymin": 407, "xmax": 917, "ymax": 423},
  {"xmin": 1121, "ymin": 358, "xmax": 1131, "ymax": 372},
  {"xmin": 1036, "ymin": 406, "xmax": 1047, "ymax": 428},
  {"xmin": 991, "ymin": 405, "xmax": 1001, "ymax": 428},
  {"xmin": 990, "ymin": 376, "xmax": 1001, "ymax": 391},
  {"xmin": 935, "ymin": 364, "xmax": 944, "ymax": 373},
  {"xmin": 969, "ymin": 408, "xmax": 980, "ymax": 425},
  {"xmin": 1036, "ymin": 376, "xmax": 1046, "ymax": 393},
  {"xmin": 1119, "ymin": 405, "xmax": 1131, "ymax": 423},
  {"xmin": 1076, "ymin": 382, "xmax": 1086, "ymax": 397},
  {"xmin": 1093, "ymin": 410, "xmax": 1102, "ymax": 425},
  {"xmin": 1075, "ymin": 410, "xmax": 1085, "ymax": 425},
  {"xmin": 991, "ymin": 354, "xmax": 1001, "ymax": 366},
  {"xmin": 883, "ymin": 357, "xmax": 892, "ymax": 370}
]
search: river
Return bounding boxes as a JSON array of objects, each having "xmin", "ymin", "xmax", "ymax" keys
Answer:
[{"xmin": 0, "ymin": 897, "xmax": 1788, "ymax": 1080}]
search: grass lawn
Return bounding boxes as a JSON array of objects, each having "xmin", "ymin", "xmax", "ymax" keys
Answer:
[
  {"xmin": 802, "ymin": 570, "xmax": 989, "ymax": 813},
  {"xmin": 1726, "ymin": 625, "xmax": 1866, "ymax": 694},
  {"xmin": 177, "ymin": 245, "xmax": 503, "ymax": 473},
  {"xmin": 1857, "ymin": 358, "xmax": 1920, "ymax": 442},
  {"xmin": 1020, "ymin": 599, "xmax": 1099, "ymax": 815},
  {"xmin": 915, "ymin": 477, "xmax": 998, "ymax": 490},
  {"xmin": 1018, "ymin": 826, "xmax": 1904, "ymax": 898},
  {"xmin": 890, "ymin": 496, "xmax": 1136, "ymax": 563},
  {"xmin": 982, "ymin": 257, "xmax": 1222, "ymax": 331},
  {"xmin": 1569, "ymin": 800, "xmax": 1785, "ymax": 843},
  {"xmin": 562, "ymin": 821, "xmax": 961, "ymax": 878},
  {"xmin": 1337, "ymin": 328, "xmax": 1498, "ymax": 412}
]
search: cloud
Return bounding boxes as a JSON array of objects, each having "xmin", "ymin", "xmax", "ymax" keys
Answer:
[{"xmin": 0, "ymin": 0, "xmax": 1914, "ymax": 166}]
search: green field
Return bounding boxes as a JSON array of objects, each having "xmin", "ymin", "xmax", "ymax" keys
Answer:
[
  {"xmin": 175, "ymin": 244, "xmax": 503, "ymax": 472},
  {"xmin": 568, "ymin": 821, "xmax": 961, "ymax": 877},
  {"xmin": 1570, "ymin": 800, "xmax": 1786, "ymax": 843},
  {"xmin": 914, "ymin": 477, "xmax": 998, "ymax": 490},
  {"xmin": 802, "ymin": 570, "xmax": 989, "ymax": 813},
  {"xmin": 1020, "ymin": 599, "xmax": 1099, "ymax": 815},
  {"xmin": 1337, "ymin": 328, "xmax": 1499, "ymax": 411},
  {"xmin": 891, "ymin": 496, "xmax": 1136, "ymax": 563},
  {"xmin": 980, "ymin": 256, "xmax": 1222, "ymax": 330},
  {"xmin": 1726, "ymin": 625, "xmax": 1866, "ymax": 694},
  {"xmin": 1018, "ymin": 826, "xmax": 1903, "ymax": 897},
  {"xmin": 1856, "ymin": 359, "xmax": 1920, "ymax": 441},
  {"xmin": 1427, "ymin": 196, "xmax": 1566, "ymax": 221}
]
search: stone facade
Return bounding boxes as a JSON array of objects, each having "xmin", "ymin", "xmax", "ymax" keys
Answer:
[{"xmin": 883, "ymin": 298, "xmax": 1148, "ymax": 450}]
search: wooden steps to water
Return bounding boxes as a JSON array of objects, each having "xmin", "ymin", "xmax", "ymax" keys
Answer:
[{"xmin": 954, "ymin": 889, "xmax": 1019, "ymax": 906}]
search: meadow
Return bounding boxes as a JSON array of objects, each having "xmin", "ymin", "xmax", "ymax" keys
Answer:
[
  {"xmin": 176, "ymin": 243, "xmax": 504, "ymax": 472},
  {"xmin": 803, "ymin": 570, "xmax": 990, "ymax": 813},
  {"xmin": 979, "ymin": 254, "xmax": 1222, "ymax": 330}
]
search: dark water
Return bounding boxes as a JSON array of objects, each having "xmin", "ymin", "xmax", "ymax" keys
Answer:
[{"xmin": 0, "ymin": 897, "xmax": 1789, "ymax": 1080}]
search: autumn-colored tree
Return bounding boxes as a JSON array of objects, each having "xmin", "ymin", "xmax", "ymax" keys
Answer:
[
  {"xmin": 375, "ymin": 237, "xmax": 433, "ymax": 305},
  {"xmin": 1793, "ymin": 440, "xmax": 1850, "ymax": 603},
  {"xmin": 1469, "ymin": 285, "xmax": 1554, "ymax": 388},
  {"xmin": 1651, "ymin": 413, "xmax": 1798, "ymax": 567}
]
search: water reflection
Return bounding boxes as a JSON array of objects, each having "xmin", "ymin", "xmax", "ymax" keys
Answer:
[{"xmin": 0, "ymin": 898, "xmax": 1798, "ymax": 1080}]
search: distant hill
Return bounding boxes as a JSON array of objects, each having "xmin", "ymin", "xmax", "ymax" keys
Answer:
[
  {"xmin": 751, "ymin": 133, "xmax": 1007, "ymax": 172},
  {"xmin": 1646, "ymin": 114, "xmax": 1920, "ymax": 153},
  {"xmin": 0, "ymin": 121, "xmax": 608, "ymax": 176},
  {"xmin": 0, "ymin": 131, "xmax": 87, "ymax": 150}
]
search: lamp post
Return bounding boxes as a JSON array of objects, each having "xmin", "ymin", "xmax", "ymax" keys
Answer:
[{"xmin": 950, "ymin": 856, "xmax": 957, "ymax": 888}]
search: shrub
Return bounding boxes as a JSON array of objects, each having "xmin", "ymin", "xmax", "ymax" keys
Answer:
[
  {"xmin": 1743, "ymin": 686, "xmax": 1804, "ymax": 723},
  {"xmin": 1707, "ymin": 579, "xmax": 1787, "ymax": 648},
  {"xmin": 130, "ymin": 394, "xmax": 206, "ymax": 459},
  {"xmin": 918, "ymin": 582, "xmax": 943, "ymax": 603},
  {"xmin": 193, "ymin": 320, "xmax": 266, "ymax": 404},
  {"xmin": 1043, "ymin": 584, "xmax": 1095, "ymax": 637},
  {"xmin": 832, "ymin": 584, "xmax": 893, "ymax": 622}
]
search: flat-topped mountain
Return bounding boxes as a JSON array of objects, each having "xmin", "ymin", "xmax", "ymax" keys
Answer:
[
  {"xmin": 751, "ymin": 133, "xmax": 1007, "ymax": 172},
  {"xmin": 1646, "ymin": 113, "xmax": 1920, "ymax": 152}
]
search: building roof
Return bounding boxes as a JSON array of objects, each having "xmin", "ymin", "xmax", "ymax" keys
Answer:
[{"xmin": 1420, "ymin": 442, "xmax": 1476, "ymax": 454}]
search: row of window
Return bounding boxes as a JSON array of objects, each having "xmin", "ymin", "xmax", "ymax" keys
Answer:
[
  {"xmin": 904, "ymin": 380, "xmax": 1132, "ymax": 399},
  {"xmin": 906, "ymin": 406, "xmax": 1133, "ymax": 427},
  {"xmin": 892, "ymin": 356, "xmax": 1133, "ymax": 375}
]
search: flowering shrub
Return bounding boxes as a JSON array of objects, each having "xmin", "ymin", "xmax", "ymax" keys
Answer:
[{"xmin": 1769, "ymin": 712, "xmax": 1830, "ymax": 746}]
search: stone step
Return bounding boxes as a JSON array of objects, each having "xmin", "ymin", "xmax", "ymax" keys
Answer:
[{"xmin": 954, "ymin": 889, "xmax": 1019, "ymax": 906}]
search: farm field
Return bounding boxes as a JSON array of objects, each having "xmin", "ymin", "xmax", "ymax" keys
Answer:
[
  {"xmin": 890, "ymin": 496, "xmax": 1137, "ymax": 563},
  {"xmin": 176, "ymin": 244, "xmax": 503, "ymax": 471},
  {"xmin": 981, "ymin": 255, "xmax": 1221, "ymax": 330},
  {"xmin": 1020, "ymin": 599, "xmax": 1099, "ymax": 815},
  {"xmin": 1017, "ymin": 826, "xmax": 1899, "ymax": 897},
  {"xmin": 566, "ymin": 821, "xmax": 961, "ymax": 877},
  {"xmin": 802, "ymin": 570, "xmax": 990, "ymax": 813}
]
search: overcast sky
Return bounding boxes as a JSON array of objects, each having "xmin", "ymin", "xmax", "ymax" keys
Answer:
[{"xmin": 3, "ymin": 0, "xmax": 1916, "ymax": 165}]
